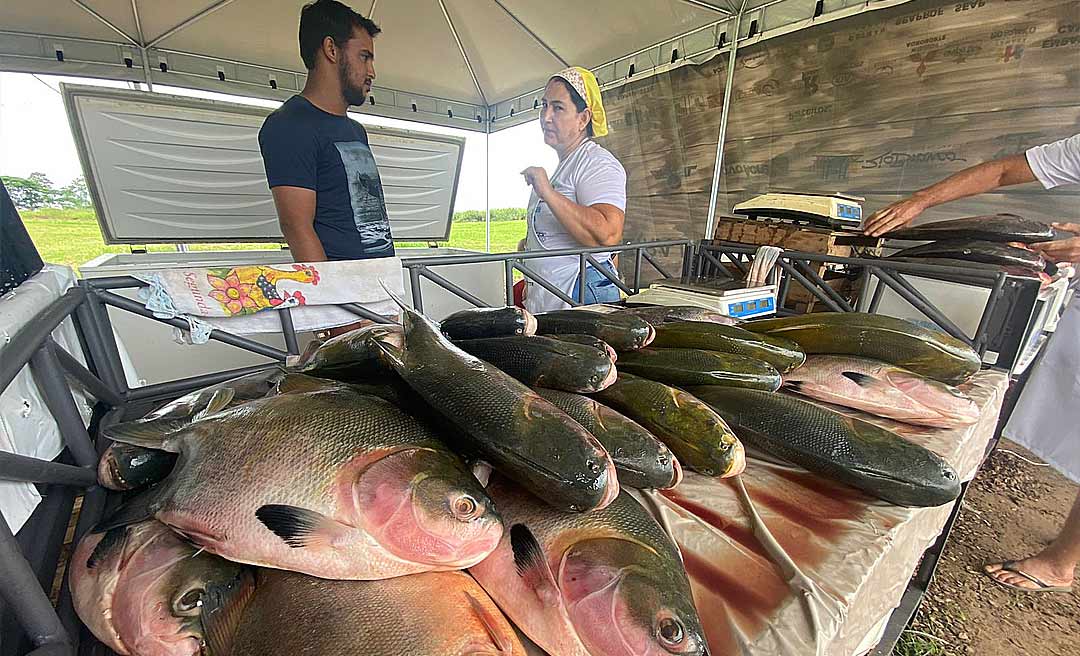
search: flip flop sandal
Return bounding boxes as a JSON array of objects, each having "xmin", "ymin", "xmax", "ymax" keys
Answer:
[{"xmin": 984, "ymin": 560, "xmax": 1073, "ymax": 593}]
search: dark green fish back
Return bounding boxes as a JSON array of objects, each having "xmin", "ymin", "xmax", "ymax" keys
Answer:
[{"xmin": 616, "ymin": 347, "xmax": 782, "ymax": 391}]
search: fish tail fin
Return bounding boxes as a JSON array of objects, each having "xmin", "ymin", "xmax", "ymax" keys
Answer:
[
  {"xmin": 201, "ymin": 568, "xmax": 257, "ymax": 656},
  {"xmin": 102, "ymin": 419, "xmax": 181, "ymax": 452},
  {"xmin": 509, "ymin": 523, "xmax": 561, "ymax": 608},
  {"xmin": 93, "ymin": 485, "xmax": 166, "ymax": 533},
  {"xmin": 255, "ymin": 504, "xmax": 351, "ymax": 549}
]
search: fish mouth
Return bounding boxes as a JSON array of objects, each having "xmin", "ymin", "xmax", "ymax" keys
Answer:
[
  {"xmin": 668, "ymin": 457, "xmax": 684, "ymax": 488},
  {"xmin": 720, "ymin": 442, "xmax": 745, "ymax": 478}
]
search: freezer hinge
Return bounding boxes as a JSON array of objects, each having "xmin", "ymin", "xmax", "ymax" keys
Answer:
[{"xmin": 129, "ymin": 245, "xmax": 147, "ymax": 254}]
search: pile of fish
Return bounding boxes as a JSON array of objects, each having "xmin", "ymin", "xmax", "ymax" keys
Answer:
[
  {"xmin": 885, "ymin": 213, "xmax": 1060, "ymax": 277},
  {"xmin": 72, "ymin": 300, "xmax": 986, "ymax": 655}
]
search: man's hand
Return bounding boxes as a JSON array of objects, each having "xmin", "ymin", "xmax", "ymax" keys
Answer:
[
  {"xmin": 863, "ymin": 196, "xmax": 929, "ymax": 237},
  {"xmin": 521, "ymin": 166, "xmax": 553, "ymax": 198},
  {"xmin": 1031, "ymin": 222, "xmax": 1080, "ymax": 265}
]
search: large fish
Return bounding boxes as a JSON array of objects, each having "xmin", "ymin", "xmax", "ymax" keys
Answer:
[
  {"xmin": 593, "ymin": 374, "xmax": 745, "ymax": 478},
  {"xmin": 888, "ymin": 239, "xmax": 1046, "ymax": 271},
  {"xmin": 535, "ymin": 309, "xmax": 655, "ymax": 351},
  {"xmin": 288, "ymin": 323, "xmax": 402, "ymax": 379},
  {"xmin": 439, "ymin": 306, "xmax": 537, "ymax": 340},
  {"xmin": 99, "ymin": 387, "xmax": 503, "ymax": 580},
  {"xmin": 887, "ymin": 256, "xmax": 1052, "ymax": 282},
  {"xmin": 377, "ymin": 300, "xmax": 619, "ymax": 513},
  {"xmin": 214, "ymin": 570, "xmax": 525, "ymax": 656},
  {"xmin": 578, "ymin": 303, "xmax": 738, "ymax": 326},
  {"xmin": 616, "ymin": 347, "xmax": 782, "ymax": 391},
  {"xmin": 886, "ymin": 214, "xmax": 1058, "ymax": 243},
  {"xmin": 783, "ymin": 355, "xmax": 980, "ymax": 428},
  {"xmin": 688, "ymin": 387, "xmax": 962, "ymax": 507},
  {"xmin": 649, "ymin": 321, "xmax": 806, "ymax": 372},
  {"xmin": 747, "ymin": 312, "xmax": 981, "ymax": 384},
  {"xmin": 69, "ymin": 519, "xmax": 250, "ymax": 656},
  {"xmin": 470, "ymin": 479, "xmax": 707, "ymax": 656},
  {"xmin": 455, "ymin": 335, "xmax": 617, "ymax": 393},
  {"xmin": 533, "ymin": 387, "xmax": 681, "ymax": 490},
  {"xmin": 103, "ymin": 368, "xmax": 286, "ymax": 444}
]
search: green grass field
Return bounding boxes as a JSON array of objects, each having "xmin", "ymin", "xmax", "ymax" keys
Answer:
[{"xmin": 21, "ymin": 208, "xmax": 527, "ymax": 272}]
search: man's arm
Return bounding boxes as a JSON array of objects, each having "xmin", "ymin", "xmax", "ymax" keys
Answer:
[
  {"xmin": 864, "ymin": 154, "xmax": 1037, "ymax": 236},
  {"xmin": 271, "ymin": 186, "xmax": 326, "ymax": 262}
]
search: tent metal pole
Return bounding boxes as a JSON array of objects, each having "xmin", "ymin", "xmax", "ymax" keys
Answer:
[
  {"xmin": 491, "ymin": 0, "xmax": 570, "ymax": 67},
  {"xmin": 676, "ymin": 0, "xmax": 734, "ymax": 16},
  {"xmin": 67, "ymin": 0, "xmax": 139, "ymax": 46},
  {"xmin": 704, "ymin": 1, "xmax": 745, "ymax": 241},
  {"xmin": 146, "ymin": 1, "xmax": 238, "ymax": 49},
  {"xmin": 485, "ymin": 120, "xmax": 492, "ymax": 253},
  {"xmin": 436, "ymin": 0, "xmax": 488, "ymax": 105}
]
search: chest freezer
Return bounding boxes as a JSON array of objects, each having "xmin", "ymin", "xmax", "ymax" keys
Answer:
[{"xmin": 65, "ymin": 84, "xmax": 503, "ymax": 385}]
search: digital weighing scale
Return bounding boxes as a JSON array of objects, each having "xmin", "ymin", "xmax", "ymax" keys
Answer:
[
  {"xmin": 732, "ymin": 191, "xmax": 865, "ymax": 230},
  {"xmin": 626, "ymin": 278, "xmax": 778, "ymax": 319}
]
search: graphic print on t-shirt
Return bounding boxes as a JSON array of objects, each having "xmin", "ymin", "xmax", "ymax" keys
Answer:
[{"xmin": 334, "ymin": 141, "xmax": 392, "ymax": 253}]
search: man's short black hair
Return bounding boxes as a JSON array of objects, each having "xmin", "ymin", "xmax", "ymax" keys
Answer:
[{"xmin": 299, "ymin": 0, "xmax": 381, "ymax": 70}]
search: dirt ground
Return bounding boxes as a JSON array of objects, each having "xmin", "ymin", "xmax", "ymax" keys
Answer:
[{"xmin": 901, "ymin": 440, "xmax": 1079, "ymax": 656}]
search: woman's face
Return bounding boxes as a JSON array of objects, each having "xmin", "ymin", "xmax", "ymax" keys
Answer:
[{"xmin": 540, "ymin": 79, "xmax": 590, "ymax": 150}]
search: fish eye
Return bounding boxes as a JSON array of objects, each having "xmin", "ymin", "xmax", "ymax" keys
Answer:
[
  {"xmin": 943, "ymin": 469, "xmax": 956, "ymax": 480},
  {"xmin": 585, "ymin": 459, "xmax": 601, "ymax": 473},
  {"xmin": 658, "ymin": 616, "xmax": 685, "ymax": 645},
  {"xmin": 175, "ymin": 589, "xmax": 204, "ymax": 615},
  {"xmin": 451, "ymin": 494, "xmax": 480, "ymax": 520}
]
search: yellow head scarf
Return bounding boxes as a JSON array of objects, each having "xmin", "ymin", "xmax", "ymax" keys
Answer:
[{"xmin": 551, "ymin": 66, "xmax": 609, "ymax": 138}]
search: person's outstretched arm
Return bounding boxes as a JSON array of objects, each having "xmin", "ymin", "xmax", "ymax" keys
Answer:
[{"xmin": 863, "ymin": 154, "xmax": 1037, "ymax": 236}]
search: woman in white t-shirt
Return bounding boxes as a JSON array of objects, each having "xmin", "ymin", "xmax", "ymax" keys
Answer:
[{"xmin": 519, "ymin": 67, "xmax": 628, "ymax": 314}]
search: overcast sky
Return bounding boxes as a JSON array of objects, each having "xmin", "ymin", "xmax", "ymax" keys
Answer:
[{"xmin": 0, "ymin": 71, "xmax": 555, "ymax": 211}]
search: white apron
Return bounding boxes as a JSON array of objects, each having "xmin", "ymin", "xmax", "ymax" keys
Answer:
[
  {"xmin": 523, "ymin": 143, "xmax": 613, "ymax": 314},
  {"xmin": 1003, "ymin": 297, "xmax": 1080, "ymax": 483}
]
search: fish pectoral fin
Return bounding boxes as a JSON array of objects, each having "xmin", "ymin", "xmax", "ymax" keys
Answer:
[
  {"xmin": 464, "ymin": 591, "xmax": 516, "ymax": 654},
  {"xmin": 783, "ymin": 380, "xmax": 805, "ymax": 393},
  {"xmin": 841, "ymin": 371, "xmax": 885, "ymax": 390},
  {"xmin": 510, "ymin": 524, "xmax": 561, "ymax": 608},
  {"xmin": 102, "ymin": 420, "xmax": 181, "ymax": 452},
  {"xmin": 193, "ymin": 388, "xmax": 235, "ymax": 421},
  {"xmin": 255, "ymin": 504, "xmax": 351, "ymax": 549}
]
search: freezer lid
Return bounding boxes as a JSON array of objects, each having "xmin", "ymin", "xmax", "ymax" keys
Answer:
[{"xmin": 62, "ymin": 84, "xmax": 464, "ymax": 244}]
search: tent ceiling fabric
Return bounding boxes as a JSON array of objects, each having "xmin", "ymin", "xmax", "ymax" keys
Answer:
[{"xmin": 5, "ymin": 0, "xmax": 728, "ymax": 106}]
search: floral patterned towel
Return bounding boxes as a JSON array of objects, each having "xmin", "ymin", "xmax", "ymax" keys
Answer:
[{"xmin": 135, "ymin": 258, "xmax": 404, "ymax": 343}]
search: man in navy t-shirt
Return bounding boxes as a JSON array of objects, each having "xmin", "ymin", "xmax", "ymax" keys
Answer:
[{"xmin": 258, "ymin": 0, "xmax": 393, "ymax": 263}]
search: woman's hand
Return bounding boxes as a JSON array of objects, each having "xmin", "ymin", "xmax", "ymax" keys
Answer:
[{"xmin": 522, "ymin": 166, "xmax": 553, "ymax": 198}]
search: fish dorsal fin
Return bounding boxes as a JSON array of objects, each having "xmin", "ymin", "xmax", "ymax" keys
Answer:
[
  {"xmin": 255, "ymin": 504, "xmax": 352, "ymax": 549},
  {"xmin": 510, "ymin": 523, "xmax": 561, "ymax": 608},
  {"xmin": 193, "ymin": 388, "xmax": 235, "ymax": 421},
  {"xmin": 103, "ymin": 419, "xmax": 183, "ymax": 452},
  {"xmin": 274, "ymin": 373, "xmax": 340, "ymax": 396},
  {"xmin": 200, "ymin": 568, "xmax": 257, "ymax": 656},
  {"xmin": 464, "ymin": 590, "xmax": 516, "ymax": 654}
]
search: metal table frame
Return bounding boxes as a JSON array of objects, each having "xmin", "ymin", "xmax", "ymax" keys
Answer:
[{"xmin": 0, "ymin": 237, "xmax": 1023, "ymax": 655}]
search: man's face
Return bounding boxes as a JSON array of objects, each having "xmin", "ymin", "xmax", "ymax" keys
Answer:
[{"xmin": 338, "ymin": 26, "xmax": 375, "ymax": 106}]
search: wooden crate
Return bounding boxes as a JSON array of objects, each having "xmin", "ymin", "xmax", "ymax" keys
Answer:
[{"xmin": 709, "ymin": 217, "xmax": 881, "ymax": 311}]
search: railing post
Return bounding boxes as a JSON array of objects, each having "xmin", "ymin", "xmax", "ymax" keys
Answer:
[{"xmin": 28, "ymin": 343, "xmax": 98, "ymax": 469}]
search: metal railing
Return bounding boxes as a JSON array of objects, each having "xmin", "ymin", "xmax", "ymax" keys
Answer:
[
  {"xmin": 399, "ymin": 239, "xmax": 693, "ymax": 314},
  {"xmin": 697, "ymin": 240, "xmax": 1019, "ymax": 356}
]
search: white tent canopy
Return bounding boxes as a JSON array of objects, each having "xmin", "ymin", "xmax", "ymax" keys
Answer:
[{"xmin": 0, "ymin": 0, "xmax": 895, "ymax": 132}]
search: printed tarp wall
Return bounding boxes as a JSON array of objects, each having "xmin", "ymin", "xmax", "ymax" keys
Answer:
[{"xmin": 597, "ymin": 0, "xmax": 1080, "ymax": 279}]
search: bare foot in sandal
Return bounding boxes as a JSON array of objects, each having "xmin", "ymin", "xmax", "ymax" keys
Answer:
[{"xmin": 984, "ymin": 556, "xmax": 1074, "ymax": 593}]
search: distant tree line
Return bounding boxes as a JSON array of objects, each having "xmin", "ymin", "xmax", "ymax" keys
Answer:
[
  {"xmin": 453, "ymin": 208, "xmax": 527, "ymax": 222},
  {"xmin": 1, "ymin": 173, "xmax": 92, "ymax": 210}
]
